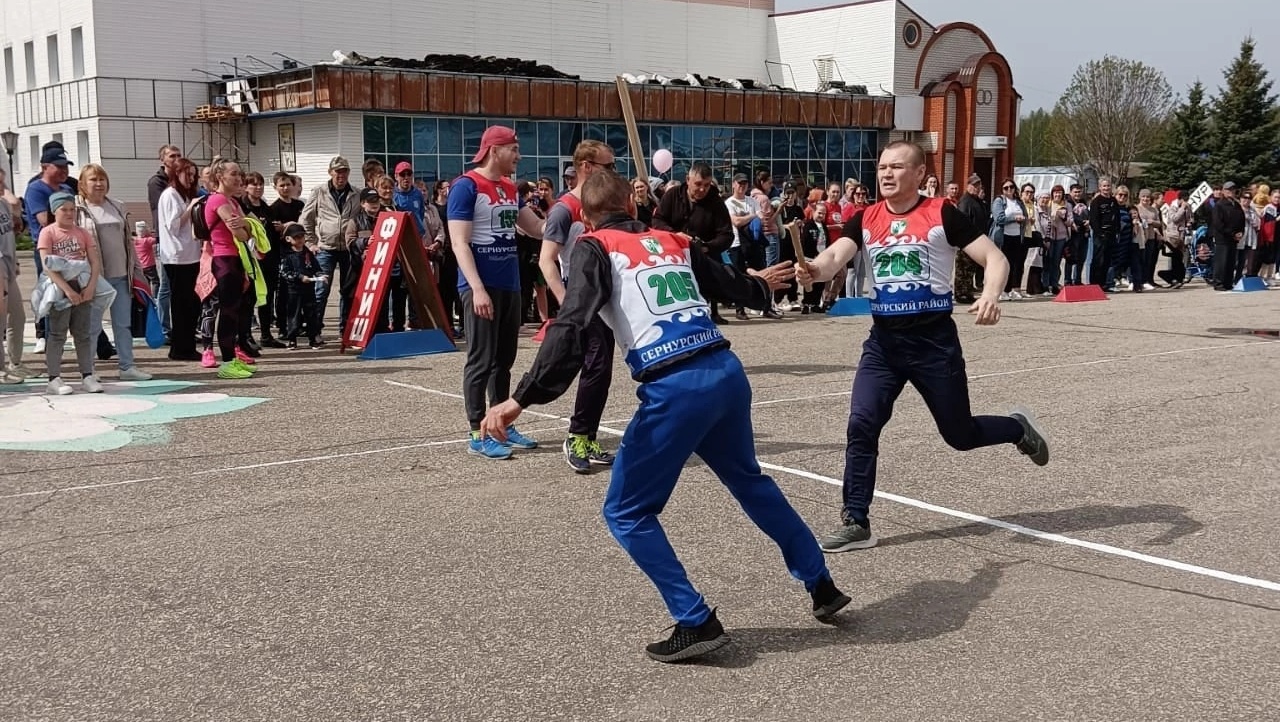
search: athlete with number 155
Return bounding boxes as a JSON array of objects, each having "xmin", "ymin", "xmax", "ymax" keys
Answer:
[{"xmin": 796, "ymin": 140, "xmax": 1051, "ymax": 553}]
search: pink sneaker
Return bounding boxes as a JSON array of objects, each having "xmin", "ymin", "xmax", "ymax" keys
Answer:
[
  {"xmin": 200, "ymin": 349, "xmax": 218, "ymax": 368},
  {"xmin": 234, "ymin": 347, "xmax": 257, "ymax": 365}
]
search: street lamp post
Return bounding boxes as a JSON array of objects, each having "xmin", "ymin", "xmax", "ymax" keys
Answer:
[{"xmin": 0, "ymin": 130, "xmax": 17, "ymax": 184}]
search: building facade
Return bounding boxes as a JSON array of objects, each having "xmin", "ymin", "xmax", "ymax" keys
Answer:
[
  {"xmin": 770, "ymin": 0, "xmax": 1019, "ymax": 192},
  {"xmin": 1, "ymin": 0, "xmax": 1016, "ymax": 207}
]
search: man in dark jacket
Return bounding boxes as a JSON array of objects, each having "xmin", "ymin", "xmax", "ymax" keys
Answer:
[
  {"xmin": 1210, "ymin": 181, "xmax": 1246, "ymax": 290},
  {"xmin": 651, "ymin": 162, "xmax": 734, "ymax": 323},
  {"xmin": 954, "ymin": 174, "xmax": 988, "ymax": 302},
  {"xmin": 1088, "ymin": 179, "xmax": 1120, "ymax": 289}
]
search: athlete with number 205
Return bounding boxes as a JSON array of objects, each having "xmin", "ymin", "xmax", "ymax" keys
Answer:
[{"xmin": 796, "ymin": 140, "xmax": 1051, "ymax": 554}]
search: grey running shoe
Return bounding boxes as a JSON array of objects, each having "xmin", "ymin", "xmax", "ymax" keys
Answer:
[
  {"xmin": 810, "ymin": 577, "xmax": 852, "ymax": 620},
  {"xmin": 819, "ymin": 522, "xmax": 878, "ymax": 553},
  {"xmin": 1010, "ymin": 407, "xmax": 1049, "ymax": 466}
]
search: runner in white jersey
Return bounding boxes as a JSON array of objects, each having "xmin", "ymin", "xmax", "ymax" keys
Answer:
[
  {"xmin": 797, "ymin": 140, "xmax": 1050, "ymax": 553},
  {"xmin": 482, "ymin": 172, "xmax": 851, "ymax": 663}
]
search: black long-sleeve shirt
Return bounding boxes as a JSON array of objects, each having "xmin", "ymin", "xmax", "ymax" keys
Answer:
[
  {"xmin": 1210, "ymin": 197, "xmax": 1246, "ymax": 245},
  {"xmin": 651, "ymin": 185, "xmax": 734, "ymax": 254},
  {"xmin": 511, "ymin": 214, "xmax": 773, "ymax": 408},
  {"xmin": 1089, "ymin": 194, "xmax": 1120, "ymax": 241}
]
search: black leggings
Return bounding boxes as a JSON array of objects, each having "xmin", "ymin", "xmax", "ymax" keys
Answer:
[{"xmin": 212, "ymin": 256, "xmax": 252, "ymax": 363}]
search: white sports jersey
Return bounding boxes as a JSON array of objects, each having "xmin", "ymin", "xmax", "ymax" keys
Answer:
[{"xmin": 587, "ymin": 228, "xmax": 725, "ymax": 377}]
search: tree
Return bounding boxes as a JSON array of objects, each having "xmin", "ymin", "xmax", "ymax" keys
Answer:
[
  {"xmin": 1207, "ymin": 38, "xmax": 1280, "ymax": 185},
  {"xmin": 1144, "ymin": 81, "xmax": 1213, "ymax": 189},
  {"xmin": 1048, "ymin": 56, "xmax": 1175, "ymax": 182},
  {"xmin": 1014, "ymin": 109, "xmax": 1064, "ymax": 166}
]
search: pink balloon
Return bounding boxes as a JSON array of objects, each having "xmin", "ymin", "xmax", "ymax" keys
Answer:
[{"xmin": 652, "ymin": 149, "xmax": 673, "ymax": 174}]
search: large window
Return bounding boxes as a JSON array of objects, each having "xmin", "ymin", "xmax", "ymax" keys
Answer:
[
  {"xmin": 3, "ymin": 46, "xmax": 14, "ymax": 96},
  {"xmin": 46, "ymin": 34, "xmax": 59, "ymax": 84},
  {"xmin": 362, "ymin": 114, "xmax": 881, "ymax": 191}
]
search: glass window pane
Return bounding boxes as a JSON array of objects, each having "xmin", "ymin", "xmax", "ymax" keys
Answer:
[
  {"xmin": 772, "ymin": 129, "xmax": 790, "ymax": 159},
  {"xmin": 691, "ymin": 126, "xmax": 712, "ymax": 157},
  {"xmin": 584, "ymin": 123, "xmax": 606, "ymax": 142},
  {"xmin": 439, "ymin": 155, "xmax": 465, "ymax": 181},
  {"xmin": 385, "ymin": 117, "xmax": 411, "ymax": 155},
  {"xmin": 533, "ymin": 121, "xmax": 555, "ymax": 156},
  {"xmin": 652, "ymin": 125, "xmax": 673, "ymax": 154},
  {"xmin": 412, "ymin": 117, "xmax": 437, "ymax": 155},
  {"xmin": 514, "ymin": 120, "xmax": 536, "ymax": 153},
  {"xmin": 517, "ymin": 157, "xmax": 538, "ymax": 181},
  {"xmin": 363, "ymin": 115, "xmax": 386, "ymax": 154},
  {"xmin": 826, "ymin": 130, "xmax": 843, "ymax": 160},
  {"xmin": 539, "ymin": 159, "xmax": 561, "ymax": 185},
  {"xmin": 438, "ymin": 119, "xmax": 463, "ymax": 155},
  {"xmin": 791, "ymin": 130, "xmax": 808, "ymax": 159},
  {"xmin": 672, "ymin": 125, "xmax": 692, "ymax": 157},
  {"xmin": 463, "ymin": 119, "xmax": 487, "ymax": 155},
  {"xmin": 559, "ymin": 122, "xmax": 581, "ymax": 156},
  {"xmin": 414, "ymin": 155, "xmax": 437, "ymax": 182},
  {"xmin": 606, "ymin": 124, "xmax": 629, "ymax": 158},
  {"xmin": 771, "ymin": 160, "xmax": 789, "ymax": 182},
  {"xmin": 843, "ymin": 130, "xmax": 861, "ymax": 159}
]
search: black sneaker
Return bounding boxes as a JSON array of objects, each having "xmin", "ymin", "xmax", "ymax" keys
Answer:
[
  {"xmin": 285, "ymin": 341, "xmax": 299, "ymax": 350},
  {"xmin": 243, "ymin": 336, "xmax": 263, "ymax": 354},
  {"xmin": 309, "ymin": 337, "xmax": 324, "ymax": 349},
  {"xmin": 819, "ymin": 520, "xmax": 877, "ymax": 553},
  {"xmin": 261, "ymin": 335, "xmax": 287, "ymax": 349},
  {"xmin": 1010, "ymin": 407, "xmax": 1049, "ymax": 466},
  {"xmin": 587, "ymin": 439, "xmax": 615, "ymax": 466},
  {"xmin": 810, "ymin": 577, "xmax": 852, "ymax": 620},
  {"xmin": 563, "ymin": 435, "xmax": 592, "ymax": 474},
  {"xmin": 644, "ymin": 609, "xmax": 730, "ymax": 663}
]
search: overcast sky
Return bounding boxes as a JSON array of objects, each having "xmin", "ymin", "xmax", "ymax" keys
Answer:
[{"xmin": 774, "ymin": 0, "xmax": 1280, "ymax": 111}]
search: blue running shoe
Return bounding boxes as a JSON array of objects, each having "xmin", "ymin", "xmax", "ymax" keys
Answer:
[
  {"xmin": 468, "ymin": 433, "xmax": 513, "ymax": 460},
  {"xmin": 501, "ymin": 425, "xmax": 538, "ymax": 450}
]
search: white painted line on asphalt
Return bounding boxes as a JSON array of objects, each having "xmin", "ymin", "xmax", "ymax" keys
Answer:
[
  {"xmin": 0, "ymin": 416, "xmax": 572, "ymax": 500},
  {"xmin": 394, "ymin": 380, "xmax": 1280, "ymax": 595},
  {"xmin": 758, "ymin": 461, "xmax": 1280, "ymax": 594},
  {"xmin": 751, "ymin": 338, "xmax": 1279, "ymax": 407}
]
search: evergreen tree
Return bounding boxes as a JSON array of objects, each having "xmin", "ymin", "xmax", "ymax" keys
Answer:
[
  {"xmin": 1145, "ymin": 81, "xmax": 1212, "ymax": 190},
  {"xmin": 1207, "ymin": 38, "xmax": 1280, "ymax": 185}
]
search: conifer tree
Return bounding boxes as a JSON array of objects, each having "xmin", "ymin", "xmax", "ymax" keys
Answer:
[
  {"xmin": 1145, "ymin": 82, "xmax": 1212, "ymax": 190},
  {"xmin": 1208, "ymin": 38, "xmax": 1280, "ymax": 185}
]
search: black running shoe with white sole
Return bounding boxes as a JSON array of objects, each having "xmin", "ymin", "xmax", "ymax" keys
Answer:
[
  {"xmin": 1010, "ymin": 407, "xmax": 1049, "ymax": 466},
  {"xmin": 810, "ymin": 577, "xmax": 852, "ymax": 620},
  {"xmin": 644, "ymin": 609, "xmax": 730, "ymax": 663}
]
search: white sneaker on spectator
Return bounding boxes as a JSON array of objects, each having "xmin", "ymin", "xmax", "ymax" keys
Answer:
[
  {"xmin": 998, "ymin": 292, "xmax": 1010, "ymax": 301},
  {"xmin": 119, "ymin": 367, "xmax": 152, "ymax": 382},
  {"xmin": 6, "ymin": 364, "xmax": 35, "ymax": 379},
  {"xmin": 81, "ymin": 374, "xmax": 104, "ymax": 394},
  {"xmin": 33, "ymin": 338, "xmax": 46, "ymax": 354},
  {"xmin": 1143, "ymin": 283, "xmax": 1156, "ymax": 291},
  {"xmin": 46, "ymin": 377, "xmax": 73, "ymax": 395}
]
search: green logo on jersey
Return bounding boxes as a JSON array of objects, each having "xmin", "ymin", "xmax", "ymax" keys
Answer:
[
  {"xmin": 890, "ymin": 219, "xmax": 908, "ymax": 235},
  {"xmin": 498, "ymin": 209, "xmax": 518, "ymax": 229},
  {"xmin": 641, "ymin": 236, "xmax": 664, "ymax": 255}
]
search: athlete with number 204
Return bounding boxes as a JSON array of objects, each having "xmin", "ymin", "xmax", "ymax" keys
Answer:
[{"xmin": 796, "ymin": 140, "xmax": 1051, "ymax": 554}]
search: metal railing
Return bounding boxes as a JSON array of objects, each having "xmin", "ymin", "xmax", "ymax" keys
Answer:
[{"xmin": 15, "ymin": 76, "xmax": 213, "ymax": 127}]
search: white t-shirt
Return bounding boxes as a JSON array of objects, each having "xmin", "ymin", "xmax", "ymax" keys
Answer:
[{"xmin": 725, "ymin": 195, "xmax": 759, "ymax": 249}]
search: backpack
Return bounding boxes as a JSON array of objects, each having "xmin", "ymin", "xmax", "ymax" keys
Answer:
[{"xmin": 190, "ymin": 194, "xmax": 212, "ymax": 241}]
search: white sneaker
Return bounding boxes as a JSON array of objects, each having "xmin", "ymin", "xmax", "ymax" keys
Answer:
[
  {"xmin": 6, "ymin": 364, "xmax": 34, "ymax": 379},
  {"xmin": 46, "ymin": 377, "xmax": 73, "ymax": 395},
  {"xmin": 33, "ymin": 338, "xmax": 46, "ymax": 354},
  {"xmin": 1143, "ymin": 283, "xmax": 1156, "ymax": 291},
  {"xmin": 81, "ymin": 374, "xmax": 104, "ymax": 393},
  {"xmin": 0, "ymin": 373, "xmax": 21, "ymax": 385},
  {"xmin": 998, "ymin": 292, "xmax": 1010, "ymax": 301},
  {"xmin": 119, "ymin": 367, "xmax": 152, "ymax": 382}
]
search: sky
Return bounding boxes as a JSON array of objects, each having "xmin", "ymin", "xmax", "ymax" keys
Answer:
[{"xmin": 774, "ymin": 0, "xmax": 1280, "ymax": 111}]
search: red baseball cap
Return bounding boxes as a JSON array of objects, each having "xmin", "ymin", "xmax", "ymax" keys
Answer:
[
  {"xmin": 471, "ymin": 125, "xmax": 518, "ymax": 164},
  {"xmin": 394, "ymin": 161, "xmax": 412, "ymax": 175}
]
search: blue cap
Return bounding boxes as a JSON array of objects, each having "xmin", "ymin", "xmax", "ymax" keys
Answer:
[{"xmin": 41, "ymin": 147, "xmax": 73, "ymax": 166}]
